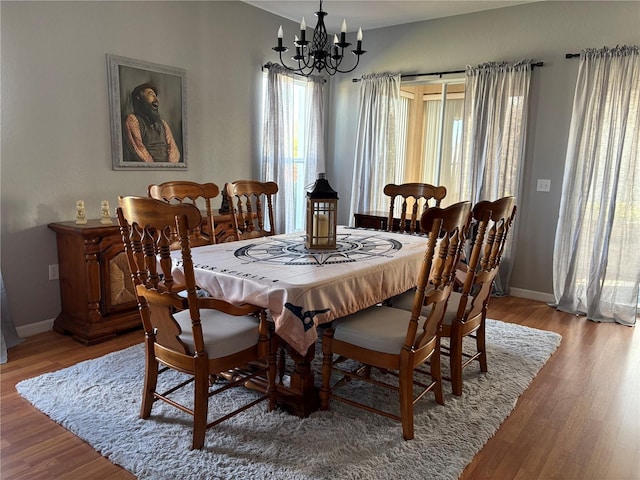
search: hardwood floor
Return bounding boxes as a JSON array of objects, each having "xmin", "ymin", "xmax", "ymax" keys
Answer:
[{"xmin": 1, "ymin": 297, "xmax": 638, "ymax": 479}]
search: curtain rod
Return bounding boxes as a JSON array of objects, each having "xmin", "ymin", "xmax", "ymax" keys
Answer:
[
  {"xmin": 261, "ymin": 63, "xmax": 327, "ymax": 82},
  {"xmin": 565, "ymin": 53, "xmax": 580, "ymax": 58},
  {"xmin": 351, "ymin": 61, "xmax": 544, "ymax": 82}
]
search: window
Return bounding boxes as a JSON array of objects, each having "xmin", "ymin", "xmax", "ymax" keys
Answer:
[
  {"xmin": 398, "ymin": 81, "xmax": 465, "ymax": 202},
  {"xmin": 262, "ymin": 71, "xmax": 321, "ymax": 233}
]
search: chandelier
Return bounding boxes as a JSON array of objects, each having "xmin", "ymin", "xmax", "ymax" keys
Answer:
[{"xmin": 272, "ymin": 0, "xmax": 366, "ymax": 76}]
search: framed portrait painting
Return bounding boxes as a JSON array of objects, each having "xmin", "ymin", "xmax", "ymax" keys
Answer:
[{"xmin": 107, "ymin": 54, "xmax": 187, "ymax": 170}]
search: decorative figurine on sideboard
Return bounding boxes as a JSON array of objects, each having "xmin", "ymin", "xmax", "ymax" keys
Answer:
[
  {"xmin": 75, "ymin": 200, "xmax": 87, "ymax": 225},
  {"xmin": 100, "ymin": 200, "xmax": 113, "ymax": 225}
]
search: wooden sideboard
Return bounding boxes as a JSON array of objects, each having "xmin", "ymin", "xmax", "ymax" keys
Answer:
[
  {"xmin": 49, "ymin": 213, "xmax": 238, "ymax": 345},
  {"xmin": 353, "ymin": 211, "xmax": 389, "ymax": 230},
  {"xmin": 354, "ymin": 211, "xmax": 420, "ymax": 232}
]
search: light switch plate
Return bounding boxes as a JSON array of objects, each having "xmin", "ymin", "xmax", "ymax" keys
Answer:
[{"xmin": 536, "ymin": 179, "xmax": 551, "ymax": 192}]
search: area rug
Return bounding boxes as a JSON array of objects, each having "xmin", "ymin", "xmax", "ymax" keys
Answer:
[{"xmin": 16, "ymin": 319, "xmax": 561, "ymax": 480}]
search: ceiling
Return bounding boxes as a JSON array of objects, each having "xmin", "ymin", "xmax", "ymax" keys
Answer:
[{"xmin": 243, "ymin": 1, "xmax": 539, "ymax": 34}]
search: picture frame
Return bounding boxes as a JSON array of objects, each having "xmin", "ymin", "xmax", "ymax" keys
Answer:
[{"xmin": 107, "ymin": 54, "xmax": 187, "ymax": 170}]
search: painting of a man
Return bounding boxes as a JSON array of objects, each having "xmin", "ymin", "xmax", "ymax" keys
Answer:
[
  {"xmin": 125, "ymin": 83, "xmax": 180, "ymax": 163},
  {"xmin": 108, "ymin": 54, "xmax": 187, "ymax": 170}
]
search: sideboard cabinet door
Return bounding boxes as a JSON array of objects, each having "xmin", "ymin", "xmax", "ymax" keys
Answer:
[{"xmin": 48, "ymin": 220, "xmax": 140, "ymax": 345}]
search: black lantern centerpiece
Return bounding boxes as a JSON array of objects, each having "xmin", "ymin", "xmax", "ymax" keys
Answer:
[{"xmin": 306, "ymin": 173, "xmax": 338, "ymax": 250}]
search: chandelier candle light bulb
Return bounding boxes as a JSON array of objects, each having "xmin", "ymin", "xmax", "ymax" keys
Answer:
[
  {"xmin": 300, "ymin": 17, "xmax": 306, "ymax": 44},
  {"xmin": 277, "ymin": 25, "xmax": 283, "ymax": 49}
]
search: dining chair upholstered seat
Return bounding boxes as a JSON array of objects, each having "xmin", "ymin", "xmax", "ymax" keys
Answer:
[
  {"xmin": 226, "ymin": 180, "xmax": 279, "ymax": 240},
  {"xmin": 331, "ymin": 306, "xmax": 427, "ymax": 355},
  {"xmin": 383, "ymin": 183, "xmax": 447, "ymax": 234},
  {"xmin": 390, "ymin": 196, "xmax": 517, "ymax": 396},
  {"xmin": 320, "ymin": 201, "xmax": 472, "ymax": 441},
  {"xmin": 148, "ymin": 181, "xmax": 223, "ymax": 246},
  {"xmin": 173, "ymin": 309, "xmax": 261, "ymax": 359},
  {"xmin": 390, "ymin": 290, "xmax": 463, "ymax": 323},
  {"xmin": 117, "ymin": 196, "xmax": 277, "ymax": 450}
]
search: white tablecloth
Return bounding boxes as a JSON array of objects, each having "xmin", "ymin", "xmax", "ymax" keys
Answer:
[{"xmin": 172, "ymin": 226, "xmax": 429, "ymax": 355}]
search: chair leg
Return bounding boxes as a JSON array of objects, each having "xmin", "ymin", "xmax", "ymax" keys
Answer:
[
  {"xmin": 431, "ymin": 342, "xmax": 444, "ymax": 406},
  {"xmin": 477, "ymin": 317, "xmax": 488, "ymax": 372},
  {"xmin": 277, "ymin": 343, "xmax": 286, "ymax": 385},
  {"xmin": 319, "ymin": 329, "xmax": 334, "ymax": 410},
  {"xmin": 140, "ymin": 337, "xmax": 158, "ymax": 419},
  {"xmin": 449, "ymin": 327, "xmax": 464, "ymax": 397},
  {"xmin": 192, "ymin": 358, "xmax": 209, "ymax": 450},
  {"xmin": 399, "ymin": 369, "xmax": 414, "ymax": 440},
  {"xmin": 267, "ymin": 327, "xmax": 278, "ymax": 412}
]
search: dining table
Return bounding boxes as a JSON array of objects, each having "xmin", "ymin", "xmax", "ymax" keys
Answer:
[{"xmin": 171, "ymin": 225, "xmax": 429, "ymax": 416}]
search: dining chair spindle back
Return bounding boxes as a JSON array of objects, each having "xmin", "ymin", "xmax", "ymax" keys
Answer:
[
  {"xmin": 148, "ymin": 181, "xmax": 221, "ymax": 246},
  {"xmin": 383, "ymin": 183, "xmax": 447, "ymax": 234},
  {"xmin": 226, "ymin": 180, "xmax": 279, "ymax": 240}
]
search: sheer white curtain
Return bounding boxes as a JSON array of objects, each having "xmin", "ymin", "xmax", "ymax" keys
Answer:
[
  {"xmin": 349, "ymin": 73, "xmax": 401, "ymax": 221},
  {"xmin": 553, "ymin": 45, "xmax": 640, "ymax": 326},
  {"xmin": 305, "ymin": 76, "xmax": 326, "ymax": 176},
  {"xmin": 458, "ymin": 60, "xmax": 532, "ymax": 295},
  {"xmin": 1, "ymin": 271, "xmax": 23, "ymax": 363},
  {"xmin": 262, "ymin": 64, "xmax": 324, "ymax": 233}
]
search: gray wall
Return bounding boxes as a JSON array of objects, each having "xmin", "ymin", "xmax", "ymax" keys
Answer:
[
  {"xmin": 1, "ymin": 1, "xmax": 639, "ymax": 332},
  {"xmin": 326, "ymin": 1, "xmax": 640, "ymax": 298},
  {"xmin": 0, "ymin": 1, "xmax": 297, "ymax": 331}
]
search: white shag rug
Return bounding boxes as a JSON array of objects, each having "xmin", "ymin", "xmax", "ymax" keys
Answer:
[{"xmin": 16, "ymin": 319, "xmax": 561, "ymax": 480}]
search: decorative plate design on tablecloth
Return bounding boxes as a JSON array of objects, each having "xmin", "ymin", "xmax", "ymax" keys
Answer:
[{"xmin": 234, "ymin": 232, "xmax": 404, "ymax": 266}]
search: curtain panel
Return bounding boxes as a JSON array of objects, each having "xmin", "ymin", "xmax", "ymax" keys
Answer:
[
  {"xmin": 262, "ymin": 64, "xmax": 324, "ymax": 233},
  {"xmin": 553, "ymin": 45, "xmax": 640, "ymax": 326},
  {"xmin": 459, "ymin": 60, "xmax": 532, "ymax": 295},
  {"xmin": 1, "ymin": 271, "xmax": 23, "ymax": 363},
  {"xmin": 349, "ymin": 73, "xmax": 402, "ymax": 222}
]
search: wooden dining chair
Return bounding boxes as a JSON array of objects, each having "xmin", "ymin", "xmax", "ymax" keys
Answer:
[
  {"xmin": 383, "ymin": 183, "xmax": 447, "ymax": 234},
  {"xmin": 117, "ymin": 196, "xmax": 277, "ymax": 450},
  {"xmin": 148, "ymin": 181, "xmax": 224, "ymax": 246},
  {"xmin": 389, "ymin": 196, "xmax": 517, "ymax": 396},
  {"xmin": 320, "ymin": 201, "xmax": 471, "ymax": 440},
  {"xmin": 441, "ymin": 196, "xmax": 517, "ymax": 396},
  {"xmin": 226, "ymin": 180, "xmax": 279, "ymax": 240}
]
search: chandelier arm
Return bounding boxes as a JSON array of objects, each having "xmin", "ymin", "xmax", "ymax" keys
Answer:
[
  {"xmin": 332, "ymin": 54, "xmax": 363, "ymax": 74},
  {"xmin": 278, "ymin": 50, "xmax": 315, "ymax": 76}
]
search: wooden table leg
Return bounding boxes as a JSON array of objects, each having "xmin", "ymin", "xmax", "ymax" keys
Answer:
[
  {"xmin": 243, "ymin": 336, "xmax": 320, "ymax": 417},
  {"xmin": 274, "ymin": 338, "xmax": 319, "ymax": 417}
]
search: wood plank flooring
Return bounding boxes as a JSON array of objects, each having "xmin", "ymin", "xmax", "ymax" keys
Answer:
[{"xmin": 1, "ymin": 296, "xmax": 638, "ymax": 479}]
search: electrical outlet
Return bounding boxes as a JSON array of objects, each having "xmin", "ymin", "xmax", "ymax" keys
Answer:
[
  {"xmin": 49, "ymin": 264, "xmax": 59, "ymax": 280},
  {"xmin": 536, "ymin": 179, "xmax": 551, "ymax": 192}
]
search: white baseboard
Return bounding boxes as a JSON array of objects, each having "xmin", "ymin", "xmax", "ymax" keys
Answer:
[
  {"xmin": 509, "ymin": 288, "xmax": 555, "ymax": 304},
  {"xmin": 16, "ymin": 318, "xmax": 54, "ymax": 338}
]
